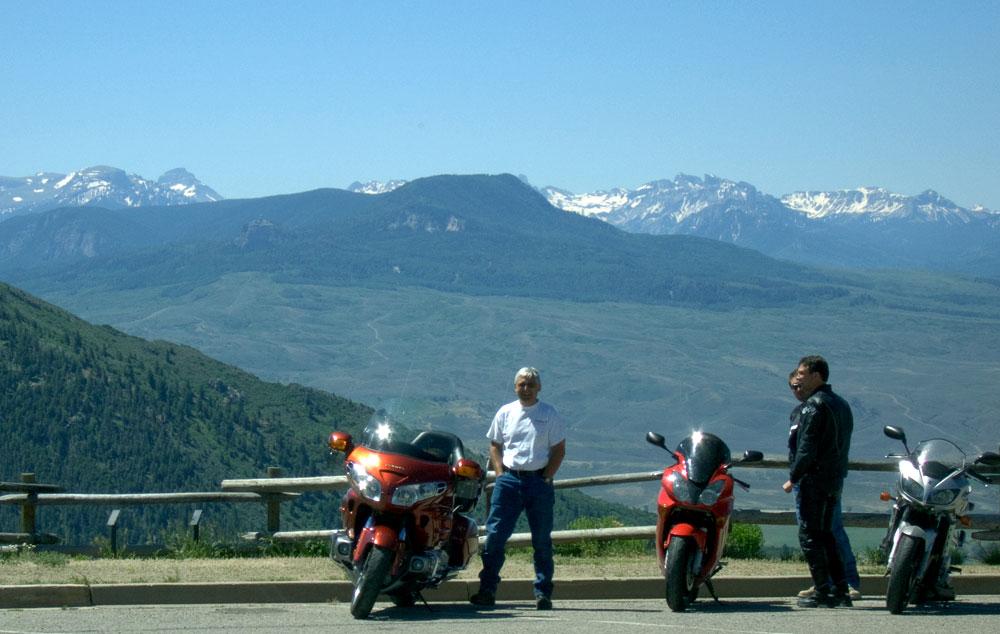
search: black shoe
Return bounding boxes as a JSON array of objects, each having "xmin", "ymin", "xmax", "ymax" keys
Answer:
[
  {"xmin": 470, "ymin": 591, "xmax": 495, "ymax": 607},
  {"xmin": 798, "ymin": 593, "xmax": 841, "ymax": 608},
  {"xmin": 797, "ymin": 595, "xmax": 824, "ymax": 608},
  {"xmin": 536, "ymin": 596, "xmax": 552, "ymax": 610}
]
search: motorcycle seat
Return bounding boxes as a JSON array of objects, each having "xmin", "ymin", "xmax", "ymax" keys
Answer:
[{"xmin": 412, "ymin": 431, "xmax": 466, "ymax": 466}]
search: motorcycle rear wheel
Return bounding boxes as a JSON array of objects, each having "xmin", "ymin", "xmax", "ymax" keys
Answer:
[
  {"xmin": 886, "ymin": 534, "xmax": 923, "ymax": 615},
  {"xmin": 350, "ymin": 546, "xmax": 394, "ymax": 619},
  {"xmin": 665, "ymin": 536, "xmax": 699, "ymax": 612}
]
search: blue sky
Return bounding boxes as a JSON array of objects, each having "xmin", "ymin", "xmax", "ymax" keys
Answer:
[{"xmin": 3, "ymin": 1, "xmax": 999, "ymax": 208}]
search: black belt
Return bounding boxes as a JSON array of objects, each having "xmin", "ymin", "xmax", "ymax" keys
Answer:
[{"xmin": 507, "ymin": 468, "xmax": 544, "ymax": 478}]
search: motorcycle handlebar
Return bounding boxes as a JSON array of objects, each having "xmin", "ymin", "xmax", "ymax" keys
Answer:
[{"xmin": 967, "ymin": 468, "xmax": 996, "ymax": 485}]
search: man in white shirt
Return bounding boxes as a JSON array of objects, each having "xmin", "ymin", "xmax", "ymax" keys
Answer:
[{"xmin": 470, "ymin": 367, "xmax": 567, "ymax": 610}]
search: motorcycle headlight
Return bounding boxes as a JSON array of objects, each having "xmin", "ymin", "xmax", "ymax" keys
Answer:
[
  {"xmin": 930, "ymin": 489, "xmax": 959, "ymax": 505},
  {"xmin": 699, "ymin": 480, "xmax": 726, "ymax": 505},
  {"xmin": 392, "ymin": 481, "xmax": 447, "ymax": 507},
  {"xmin": 349, "ymin": 462, "xmax": 382, "ymax": 502},
  {"xmin": 900, "ymin": 475, "xmax": 923, "ymax": 501},
  {"xmin": 668, "ymin": 472, "xmax": 699, "ymax": 504}
]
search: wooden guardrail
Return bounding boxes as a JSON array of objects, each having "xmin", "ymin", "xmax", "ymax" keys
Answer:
[{"xmin": 4, "ymin": 458, "xmax": 999, "ymax": 548}]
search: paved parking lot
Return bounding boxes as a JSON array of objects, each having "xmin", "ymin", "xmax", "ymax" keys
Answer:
[{"xmin": 2, "ymin": 597, "xmax": 1000, "ymax": 634}]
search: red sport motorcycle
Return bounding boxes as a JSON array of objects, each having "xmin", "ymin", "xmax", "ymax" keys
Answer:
[
  {"xmin": 328, "ymin": 410, "xmax": 485, "ymax": 619},
  {"xmin": 646, "ymin": 430, "xmax": 762, "ymax": 611}
]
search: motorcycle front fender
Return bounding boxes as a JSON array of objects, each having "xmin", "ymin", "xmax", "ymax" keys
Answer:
[
  {"xmin": 888, "ymin": 522, "xmax": 935, "ymax": 577},
  {"xmin": 665, "ymin": 524, "xmax": 707, "ymax": 553},
  {"xmin": 899, "ymin": 524, "xmax": 928, "ymax": 542},
  {"xmin": 353, "ymin": 523, "xmax": 400, "ymax": 564}
]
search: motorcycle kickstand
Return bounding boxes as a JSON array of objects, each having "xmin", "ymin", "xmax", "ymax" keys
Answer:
[
  {"xmin": 417, "ymin": 591, "xmax": 435, "ymax": 612},
  {"xmin": 704, "ymin": 579, "xmax": 720, "ymax": 602},
  {"xmin": 703, "ymin": 561, "xmax": 725, "ymax": 602}
]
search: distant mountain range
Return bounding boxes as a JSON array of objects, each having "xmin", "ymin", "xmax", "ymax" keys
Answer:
[
  {"xmin": 0, "ymin": 174, "xmax": 834, "ymax": 309},
  {"xmin": 4, "ymin": 165, "xmax": 1000, "ymax": 276},
  {"xmin": 0, "ymin": 165, "xmax": 222, "ymax": 218},
  {"xmin": 348, "ymin": 175, "xmax": 1000, "ymax": 276}
]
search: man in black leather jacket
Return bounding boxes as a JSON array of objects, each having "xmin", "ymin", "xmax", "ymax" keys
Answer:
[{"xmin": 782, "ymin": 355, "xmax": 854, "ymax": 607}]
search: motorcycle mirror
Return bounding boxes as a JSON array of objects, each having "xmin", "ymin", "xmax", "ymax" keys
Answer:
[
  {"xmin": 883, "ymin": 425, "xmax": 906, "ymax": 442},
  {"xmin": 975, "ymin": 451, "xmax": 1000, "ymax": 467},
  {"xmin": 741, "ymin": 450, "xmax": 764, "ymax": 463},
  {"xmin": 328, "ymin": 431, "xmax": 354, "ymax": 455},
  {"xmin": 646, "ymin": 431, "xmax": 668, "ymax": 450}
]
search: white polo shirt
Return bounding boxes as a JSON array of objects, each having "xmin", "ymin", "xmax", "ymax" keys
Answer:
[{"xmin": 486, "ymin": 400, "xmax": 566, "ymax": 471}]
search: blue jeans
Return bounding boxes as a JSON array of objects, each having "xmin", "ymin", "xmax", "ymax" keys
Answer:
[
  {"xmin": 478, "ymin": 472, "xmax": 555, "ymax": 598},
  {"xmin": 794, "ymin": 486, "xmax": 860, "ymax": 589}
]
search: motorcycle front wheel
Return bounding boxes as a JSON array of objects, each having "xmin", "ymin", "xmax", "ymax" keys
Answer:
[
  {"xmin": 664, "ymin": 536, "xmax": 699, "ymax": 612},
  {"xmin": 886, "ymin": 534, "xmax": 923, "ymax": 614},
  {"xmin": 350, "ymin": 545, "xmax": 394, "ymax": 619}
]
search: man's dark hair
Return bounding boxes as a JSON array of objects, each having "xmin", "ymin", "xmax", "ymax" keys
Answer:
[{"xmin": 798, "ymin": 355, "xmax": 829, "ymax": 382}]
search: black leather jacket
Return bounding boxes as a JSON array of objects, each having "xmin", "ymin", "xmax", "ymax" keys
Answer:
[
  {"xmin": 788, "ymin": 384, "xmax": 853, "ymax": 493},
  {"xmin": 787, "ymin": 401, "xmax": 804, "ymax": 465}
]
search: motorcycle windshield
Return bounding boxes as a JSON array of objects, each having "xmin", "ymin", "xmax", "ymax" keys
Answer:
[
  {"xmin": 676, "ymin": 432, "xmax": 731, "ymax": 486},
  {"xmin": 359, "ymin": 406, "xmax": 461, "ymax": 464},
  {"xmin": 912, "ymin": 439, "xmax": 966, "ymax": 480}
]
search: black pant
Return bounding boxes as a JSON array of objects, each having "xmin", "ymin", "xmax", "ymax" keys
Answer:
[{"xmin": 797, "ymin": 485, "xmax": 848, "ymax": 595}]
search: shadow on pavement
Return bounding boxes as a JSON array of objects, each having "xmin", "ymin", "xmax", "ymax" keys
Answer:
[
  {"xmin": 847, "ymin": 599, "xmax": 1000, "ymax": 616},
  {"xmin": 370, "ymin": 598, "xmax": 798, "ymax": 620}
]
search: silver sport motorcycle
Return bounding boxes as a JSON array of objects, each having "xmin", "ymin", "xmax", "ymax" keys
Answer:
[{"xmin": 881, "ymin": 425, "xmax": 1000, "ymax": 614}]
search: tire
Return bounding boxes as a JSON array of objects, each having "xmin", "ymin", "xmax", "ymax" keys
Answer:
[
  {"xmin": 350, "ymin": 546, "xmax": 394, "ymax": 619},
  {"xmin": 886, "ymin": 534, "xmax": 923, "ymax": 615},
  {"xmin": 665, "ymin": 536, "xmax": 698, "ymax": 612}
]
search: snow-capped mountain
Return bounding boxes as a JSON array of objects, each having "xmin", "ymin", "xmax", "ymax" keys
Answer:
[
  {"xmin": 781, "ymin": 187, "xmax": 990, "ymax": 224},
  {"xmin": 347, "ymin": 180, "xmax": 407, "ymax": 195},
  {"xmin": 540, "ymin": 175, "xmax": 813, "ymax": 254},
  {"xmin": 541, "ymin": 186, "xmax": 631, "ymax": 222},
  {"xmin": 0, "ymin": 166, "xmax": 222, "ymax": 219},
  {"xmin": 541, "ymin": 175, "xmax": 1000, "ymax": 274},
  {"xmin": 543, "ymin": 176, "xmax": 996, "ymax": 229}
]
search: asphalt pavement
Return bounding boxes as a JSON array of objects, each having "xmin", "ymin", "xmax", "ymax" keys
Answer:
[
  {"xmin": 5, "ymin": 573, "xmax": 1000, "ymax": 609},
  {"xmin": 3, "ymin": 598, "xmax": 1000, "ymax": 634}
]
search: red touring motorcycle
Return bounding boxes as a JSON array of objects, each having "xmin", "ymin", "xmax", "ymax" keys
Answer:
[
  {"xmin": 328, "ymin": 413, "xmax": 485, "ymax": 619},
  {"xmin": 646, "ymin": 430, "xmax": 762, "ymax": 612}
]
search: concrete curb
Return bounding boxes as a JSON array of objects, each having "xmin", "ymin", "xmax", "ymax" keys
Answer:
[{"xmin": 4, "ymin": 575, "xmax": 1000, "ymax": 609}]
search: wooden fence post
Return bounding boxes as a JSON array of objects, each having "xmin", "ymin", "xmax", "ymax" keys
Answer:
[
  {"xmin": 266, "ymin": 467, "xmax": 283, "ymax": 534},
  {"xmin": 20, "ymin": 473, "xmax": 36, "ymax": 536},
  {"xmin": 190, "ymin": 509, "xmax": 203, "ymax": 542},
  {"xmin": 107, "ymin": 509, "xmax": 121, "ymax": 556}
]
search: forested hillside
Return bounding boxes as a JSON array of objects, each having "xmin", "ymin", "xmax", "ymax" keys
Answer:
[{"xmin": 0, "ymin": 281, "xmax": 373, "ymax": 542}]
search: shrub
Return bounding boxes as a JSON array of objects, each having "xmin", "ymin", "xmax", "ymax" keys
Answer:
[
  {"xmin": 723, "ymin": 523, "xmax": 763, "ymax": 559},
  {"xmin": 0, "ymin": 546, "xmax": 73, "ymax": 567},
  {"xmin": 949, "ymin": 546, "xmax": 965, "ymax": 566},
  {"xmin": 857, "ymin": 546, "xmax": 887, "ymax": 566}
]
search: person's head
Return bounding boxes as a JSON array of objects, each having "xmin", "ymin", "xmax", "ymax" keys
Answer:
[
  {"xmin": 514, "ymin": 367, "xmax": 541, "ymax": 406},
  {"xmin": 788, "ymin": 369, "xmax": 806, "ymax": 402},
  {"xmin": 794, "ymin": 355, "xmax": 828, "ymax": 396}
]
